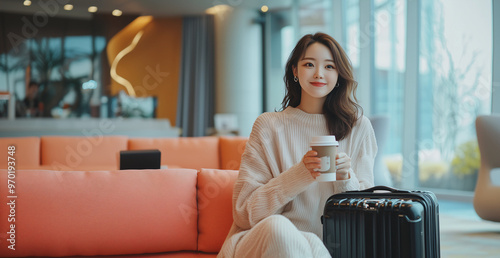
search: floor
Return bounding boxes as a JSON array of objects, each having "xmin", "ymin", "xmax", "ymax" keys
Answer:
[{"xmin": 439, "ymin": 199, "xmax": 500, "ymax": 257}]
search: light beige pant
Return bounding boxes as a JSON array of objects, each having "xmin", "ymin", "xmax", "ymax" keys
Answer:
[{"xmin": 234, "ymin": 215, "xmax": 331, "ymax": 258}]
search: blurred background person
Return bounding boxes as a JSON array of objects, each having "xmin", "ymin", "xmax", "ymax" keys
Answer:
[{"xmin": 22, "ymin": 81, "xmax": 43, "ymax": 117}]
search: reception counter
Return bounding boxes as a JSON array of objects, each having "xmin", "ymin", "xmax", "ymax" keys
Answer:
[{"xmin": 0, "ymin": 118, "xmax": 181, "ymax": 137}]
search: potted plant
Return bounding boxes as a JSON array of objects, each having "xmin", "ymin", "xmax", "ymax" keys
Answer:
[{"xmin": 449, "ymin": 140, "xmax": 480, "ymax": 191}]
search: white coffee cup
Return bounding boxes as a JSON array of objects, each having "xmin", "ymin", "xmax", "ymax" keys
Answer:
[{"xmin": 310, "ymin": 136, "xmax": 339, "ymax": 182}]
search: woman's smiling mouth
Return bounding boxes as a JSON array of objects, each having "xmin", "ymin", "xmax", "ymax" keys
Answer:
[{"xmin": 310, "ymin": 82, "xmax": 327, "ymax": 87}]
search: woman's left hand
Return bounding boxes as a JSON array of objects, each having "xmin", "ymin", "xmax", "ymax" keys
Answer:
[{"xmin": 336, "ymin": 152, "xmax": 351, "ymax": 180}]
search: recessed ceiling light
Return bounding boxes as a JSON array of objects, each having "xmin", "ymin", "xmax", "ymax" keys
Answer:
[
  {"xmin": 23, "ymin": 0, "xmax": 31, "ymax": 6},
  {"xmin": 64, "ymin": 4, "xmax": 73, "ymax": 11},
  {"xmin": 88, "ymin": 6, "xmax": 98, "ymax": 13},
  {"xmin": 261, "ymin": 5, "xmax": 269, "ymax": 13},
  {"xmin": 112, "ymin": 9, "xmax": 122, "ymax": 16},
  {"xmin": 205, "ymin": 5, "xmax": 232, "ymax": 15}
]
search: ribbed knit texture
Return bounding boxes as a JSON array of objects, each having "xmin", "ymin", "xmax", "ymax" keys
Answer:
[{"xmin": 218, "ymin": 107, "xmax": 377, "ymax": 258}]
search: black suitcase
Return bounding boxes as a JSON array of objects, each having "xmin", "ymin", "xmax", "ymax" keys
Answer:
[{"xmin": 321, "ymin": 186, "xmax": 440, "ymax": 258}]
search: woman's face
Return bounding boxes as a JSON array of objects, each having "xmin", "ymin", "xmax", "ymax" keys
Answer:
[{"xmin": 293, "ymin": 42, "xmax": 338, "ymax": 101}]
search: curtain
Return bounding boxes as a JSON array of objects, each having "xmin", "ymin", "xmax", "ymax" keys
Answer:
[{"xmin": 176, "ymin": 15, "xmax": 215, "ymax": 137}]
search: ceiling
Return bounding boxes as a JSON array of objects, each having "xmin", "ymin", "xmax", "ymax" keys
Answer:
[{"xmin": 0, "ymin": 0, "xmax": 292, "ymax": 19}]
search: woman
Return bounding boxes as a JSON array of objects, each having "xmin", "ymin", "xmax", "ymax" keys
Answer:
[{"xmin": 218, "ymin": 32, "xmax": 377, "ymax": 257}]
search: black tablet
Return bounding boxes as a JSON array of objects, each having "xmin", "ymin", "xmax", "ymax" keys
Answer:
[{"xmin": 119, "ymin": 149, "xmax": 161, "ymax": 170}]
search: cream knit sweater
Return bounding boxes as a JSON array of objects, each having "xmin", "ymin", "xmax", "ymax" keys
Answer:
[{"xmin": 218, "ymin": 107, "xmax": 377, "ymax": 257}]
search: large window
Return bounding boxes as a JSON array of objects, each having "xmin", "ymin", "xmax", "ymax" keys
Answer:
[
  {"xmin": 344, "ymin": 0, "xmax": 360, "ymax": 68},
  {"xmin": 299, "ymin": 0, "xmax": 331, "ymax": 35},
  {"xmin": 0, "ymin": 13, "xmax": 132, "ymax": 119},
  {"xmin": 371, "ymin": 0, "xmax": 407, "ymax": 187},
  {"xmin": 265, "ymin": 0, "xmax": 496, "ymax": 192},
  {"xmin": 372, "ymin": 0, "xmax": 406, "ymax": 153},
  {"xmin": 417, "ymin": 0, "xmax": 492, "ymax": 191}
]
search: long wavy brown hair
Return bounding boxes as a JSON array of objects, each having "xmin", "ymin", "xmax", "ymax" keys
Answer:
[{"xmin": 281, "ymin": 32, "xmax": 362, "ymax": 140}]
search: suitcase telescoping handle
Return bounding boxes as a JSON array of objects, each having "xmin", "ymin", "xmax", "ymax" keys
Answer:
[{"xmin": 354, "ymin": 185, "xmax": 412, "ymax": 194}]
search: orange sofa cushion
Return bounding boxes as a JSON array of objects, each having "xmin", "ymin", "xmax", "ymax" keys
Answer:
[
  {"xmin": 0, "ymin": 137, "xmax": 40, "ymax": 169},
  {"xmin": 197, "ymin": 169, "xmax": 239, "ymax": 253},
  {"xmin": 219, "ymin": 136, "xmax": 248, "ymax": 170},
  {"xmin": 128, "ymin": 137, "xmax": 220, "ymax": 170},
  {"xmin": 0, "ymin": 168, "xmax": 198, "ymax": 257},
  {"xmin": 40, "ymin": 136, "xmax": 128, "ymax": 170},
  {"xmin": 87, "ymin": 252, "xmax": 217, "ymax": 257}
]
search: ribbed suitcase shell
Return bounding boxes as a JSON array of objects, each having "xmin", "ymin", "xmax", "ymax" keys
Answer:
[{"xmin": 322, "ymin": 186, "xmax": 440, "ymax": 258}]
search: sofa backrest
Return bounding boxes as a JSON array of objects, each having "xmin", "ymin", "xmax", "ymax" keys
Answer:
[
  {"xmin": 128, "ymin": 137, "xmax": 220, "ymax": 171},
  {"xmin": 0, "ymin": 136, "xmax": 249, "ymax": 171},
  {"xmin": 219, "ymin": 136, "xmax": 248, "ymax": 170},
  {"xmin": 0, "ymin": 137, "xmax": 40, "ymax": 169},
  {"xmin": 0, "ymin": 168, "xmax": 199, "ymax": 257},
  {"xmin": 40, "ymin": 136, "xmax": 128, "ymax": 170}
]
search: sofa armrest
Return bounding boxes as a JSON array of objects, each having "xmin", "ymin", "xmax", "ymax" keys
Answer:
[{"xmin": 197, "ymin": 169, "xmax": 238, "ymax": 253}]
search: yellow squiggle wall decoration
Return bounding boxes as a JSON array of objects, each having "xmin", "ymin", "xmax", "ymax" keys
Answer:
[{"xmin": 110, "ymin": 30, "xmax": 144, "ymax": 97}]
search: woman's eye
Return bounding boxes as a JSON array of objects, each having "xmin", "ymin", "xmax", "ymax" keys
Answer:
[
  {"xmin": 304, "ymin": 63, "xmax": 314, "ymax": 67},
  {"xmin": 326, "ymin": 65, "xmax": 335, "ymax": 69}
]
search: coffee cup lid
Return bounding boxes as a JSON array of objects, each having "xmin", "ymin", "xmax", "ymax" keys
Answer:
[{"xmin": 310, "ymin": 136, "xmax": 339, "ymax": 146}]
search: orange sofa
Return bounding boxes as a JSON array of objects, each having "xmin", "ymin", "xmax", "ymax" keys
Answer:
[
  {"xmin": 0, "ymin": 136, "xmax": 248, "ymax": 257},
  {"xmin": 0, "ymin": 136, "xmax": 248, "ymax": 171}
]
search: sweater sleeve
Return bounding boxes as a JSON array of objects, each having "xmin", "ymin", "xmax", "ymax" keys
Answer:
[
  {"xmin": 330, "ymin": 117, "xmax": 378, "ymax": 193},
  {"xmin": 231, "ymin": 115, "xmax": 316, "ymax": 230}
]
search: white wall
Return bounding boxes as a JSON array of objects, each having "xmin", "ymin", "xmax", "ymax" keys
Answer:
[{"xmin": 214, "ymin": 7, "xmax": 263, "ymax": 137}]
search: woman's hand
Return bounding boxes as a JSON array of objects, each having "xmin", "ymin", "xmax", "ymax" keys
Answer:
[
  {"xmin": 302, "ymin": 150, "xmax": 322, "ymax": 179},
  {"xmin": 336, "ymin": 152, "xmax": 351, "ymax": 180}
]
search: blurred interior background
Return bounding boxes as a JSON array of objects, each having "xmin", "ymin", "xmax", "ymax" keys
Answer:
[{"xmin": 0, "ymin": 0, "xmax": 499, "ymax": 197}]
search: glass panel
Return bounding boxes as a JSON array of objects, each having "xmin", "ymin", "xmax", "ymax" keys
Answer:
[
  {"xmin": 7, "ymin": 40, "xmax": 32, "ymax": 117},
  {"xmin": 0, "ymin": 13, "xmax": 109, "ymax": 119},
  {"xmin": 299, "ymin": 0, "xmax": 330, "ymax": 36},
  {"xmin": 63, "ymin": 35, "xmax": 93, "ymax": 117},
  {"xmin": 0, "ymin": 61, "xmax": 6, "ymax": 92},
  {"xmin": 28, "ymin": 37, "xmax": 63, "ymax": 118},
  {"xmin": 343, "ymin": 0, "xmax": 360, "ymax": 68},
  {"xmin": 30, "ymin": 37, "xmax": 63, "ymax": 83},
  {"xmin": 91, "ymin": 36, "xmax": 107, "ymax": 117},
  {"xmin": 371, "ymin": 0, "xmax": 406, "ymax": 187},
  {"xmin": 0, "ymin": 50, "xmax": 12, "ymax": 117},
  {"xmin": 65, "ymin": 36, "xmax": 92, "ymax": 79},
  {"xmin": 418, "ymin": 0, "xmax": 492, "ymax": 191}
]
